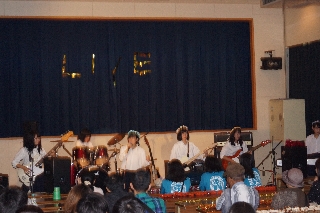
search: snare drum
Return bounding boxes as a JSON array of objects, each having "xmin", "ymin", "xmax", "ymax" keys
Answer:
[
  {"xmin": 72, "ymin": 146, "xmax": 90, "ymax": 168},
  {"xmin": 93, "ymin": 145, "xmax": 109, "ymax": 166}
]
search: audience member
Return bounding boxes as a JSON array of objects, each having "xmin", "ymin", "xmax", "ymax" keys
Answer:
[
  {"xmin": 76, "ymin": 192, "xmax": 109, "ymax": 213},
  {"xmin": 216, "ymin": 163, "xmax": 259, "ymax": 213},
  {"xmin": 160, "ymin": 159, "xmax": 191, "ymax": 194},
  {"xmin": 308, "ymin": 158, "xmax": 320, "ymax": 204},
  {"xmin": 0, "ymin": 185, "xmax": 28, "ymax": 213},
  {"xmin": 239, "ymin": 153, "xmax": 262, "ymax": 187},
  {"xmin": 112, "ymin": 195, "xmax": 153, "ymax": 213},
  {"xmin": 228, "ymin": 201, "xmax": 255, "ymax": 213},
  {"xmin": 79, "ymin": 169, "xmax": 104, "ymax": 195},
  {"xmin": 271, "ymin": 168, "xmax": 308, "ymax": 209},
  {"xmin": 64, "ymin": 184, "xmax": 93, "ymax": 213},
  {"xmin": 199, "ymin": 155, "xmax": 226, "ymax": 191},
  {"xmin": 104, "ymin": 173, "xmax": 132, "ymax": 213},
  {"xmin": 16, "ymin": 205, "xmax": 44, "ymax": 213},
  {"xmin": 131, "ymin": 169, "xmax": 166, "ymax": 213}
]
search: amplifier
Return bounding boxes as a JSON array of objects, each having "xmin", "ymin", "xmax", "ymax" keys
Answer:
[
  {"xmin": 0, "ymin": 173, "xmax": 9, "ymax": 188},
  {"xmin": 214, "ymin": 131, "xmax": 253, "ymax": 146}
]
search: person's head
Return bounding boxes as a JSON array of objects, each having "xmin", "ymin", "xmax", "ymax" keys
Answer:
[
  {"xmin": 204, "ymin": 155, "xmax": 223, "ymax": 172},
  {"xmin": 166, "ymin": 159, "xmax": 185, "ymax": 182},
  {"xmin": 224, "ymin": 163, "xmax": 245, "ymax": 187},
  {"xmin": 239, "ymin": 153, "xmax": 254, "ymax": 178},
  {"xmin": 127, "ymin": 130, "xmax": 140, "ymax": 146},
  {"xmin": 229, "ymin": 127, "xmax": 242, "ymax": 145},
  {"xmin": 228, "ymin": 201, "xmax": 255, "ymax": 213},
  {"xmin": 23, "ymin": 131, "xmax": 41, "ymax": 152},
  {"xmin": 94, "ymin": 168, "xmax": 109, "ymax": 194},
  {"xmin": 16, "ymin": 205, "xmax": 44, "ymax": 213},
  {"xmin": 282, "ymin": 168, "xmax": 304, "ymax": 188},
  {"xmin": 0, "ymin": 185, "xmax": 28, "ymax": 213},
  {"xmin": 176, "ymin": 125, "xmax": 189, "ymax": 141},
  {"xmin": 64, "ymin": 184, "xmax": 93, "ymax": 213},
  {"xmin": 104, "ymin": 172, "xmax": 124, "ymax": 192},
  {"xmin": 78, "ymin": 128, "xmax": 91, "ymax": 143},
  {"xmin": 112, "ymin": 195, "xmax": 146, "ymax": 213},
  {"xmin": 130, "ymin": 169, "xmax": 150, "ymax": 194},
  {"xmin": 80, "ymin": 170, "xmax": 96, "ymax": 190},
  {"xmin": 312, "ymin": 120, "xmax": 320, "ymax": 135},
  {"xmin": 77, "ymin": 192, "xmax": 109, "ymax": 213}
]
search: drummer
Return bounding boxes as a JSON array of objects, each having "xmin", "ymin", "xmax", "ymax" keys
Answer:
[{"xmin": 76, "ymin": 128, "xmax": 94, "ymax": 148}]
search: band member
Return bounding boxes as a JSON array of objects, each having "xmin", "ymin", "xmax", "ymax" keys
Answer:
[
  {"xmin": 75, "ymin": 128, "xmax": 93, "ymax": 147},
  {"xmin": 220, "ymin": 127, "xmax": 249, "ymax": 165},
  {"xmin": 12, "ymin": 131, "xmax": 47, "ymax": 192},
  {"xmin": 119, "ymin": 130, "xmax": 150, "ymax": 191},
  {"xmin": 306, "ymin": 120, "xmax": 320, "ymax": 155},
  {"xmin": 170, "ymin": 125, "xmax": 203, "ymax": 162}
]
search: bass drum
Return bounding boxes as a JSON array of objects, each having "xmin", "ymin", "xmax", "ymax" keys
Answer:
[{"xmin": 75, "ymin": 165, "xmax": 110, "ymax": 185}]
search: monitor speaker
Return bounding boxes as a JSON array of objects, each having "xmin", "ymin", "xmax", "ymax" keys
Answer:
[
  {"xmin": 0, "ymin": 173, "xmax": 9, "ymax": 188},
  {"xmin": 44, "ymin": 156, "xmax": 71, "ymax": 194},
  {"xmin": 281, "ymin": 146, "xmax": 307, "ymax": 178},
  {"xmin": 260, "ymin": 57, "xmax": 282, "ymax": 70}
]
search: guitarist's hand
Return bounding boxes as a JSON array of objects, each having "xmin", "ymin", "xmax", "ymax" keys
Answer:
[
  {"xmin": 146, "ymin": 155, "xmax": 151, "ymax": 161},
  {"xmin": 22, "ymin": 166, "xmax": 31, "ymax": 175}
]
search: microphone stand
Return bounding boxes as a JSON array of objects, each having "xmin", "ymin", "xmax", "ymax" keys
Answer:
[
  {"xmin": 257, "ymin": 140, "xmax": 282, "ymax": 185},
  {"xmin": 29, "ymin": 153, "xmax": 34, "ymax": 194}
]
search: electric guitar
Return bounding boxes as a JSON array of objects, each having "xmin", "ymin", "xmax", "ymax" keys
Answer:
[
  {"xmin": 17, "ymin": 131, "xmax": 73, "ymax": 185},
  {"xmin": 221, "ymin": 140, "xmax": 271, "ymax": 171},
  {"xmin": 144, "ymin": 135, "xmax": 158, "ymax": 186},
  {"xmin": 180, "ymin": 144, "xmax": 217, "ymax": 166}
]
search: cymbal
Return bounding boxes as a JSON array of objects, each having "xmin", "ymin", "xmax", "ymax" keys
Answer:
[{"xmin": 107, "ymin": 133, "xmax": 126, "ymax": 145}]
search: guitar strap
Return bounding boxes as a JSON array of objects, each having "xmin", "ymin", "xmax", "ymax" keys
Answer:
[{"xmin": 187, "ymin": 141, "xmax": 189, "ymax": 158}]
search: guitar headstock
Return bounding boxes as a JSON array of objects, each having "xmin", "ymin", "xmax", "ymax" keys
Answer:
[
  {"xmin": 261, "ymin": 140, "xmax": 271, "ymax": 147},
  {"xmin": 61, "ymin": 131, "xmax": 73, "ymax": 142}
]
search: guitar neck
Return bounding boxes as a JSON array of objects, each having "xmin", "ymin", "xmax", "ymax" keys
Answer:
[{"xmin": 35, "ymin": 142, "xmax": 62, "ymax": 166}]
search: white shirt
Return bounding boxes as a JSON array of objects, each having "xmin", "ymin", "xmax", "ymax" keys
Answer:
[
  {"xmin": 75, "ymin": 139, "xmax": 94, "ymax": 148},
  {"xmin": 220, "ymin": 141, "xmax": 248, "ymax": 163},
  {"xmin": 170, "ymin": 141, "xmax": 202, "ymax": 162},
  {"xmin": 12, "ymin": 147, "xmax": 47, "ymax": 169},
  {"xmin": 119, "ymin": 145, "xmax": 149, "ymax": 170},
  {"xmin": 305, "ymin": 134, "xmax": 320, "ymax": 154}
]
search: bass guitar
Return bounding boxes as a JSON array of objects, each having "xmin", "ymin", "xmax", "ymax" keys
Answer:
[
  {"xmin": 144, "ymin": 135, "xmax": 159, "ymax": 186},
  {"xmin": 17, "ymin": 131, "xmax": 73, "ymax": 185},
  {"xmin": 221, "ymin": 140, "xmax": 271, "ymax": 171}
]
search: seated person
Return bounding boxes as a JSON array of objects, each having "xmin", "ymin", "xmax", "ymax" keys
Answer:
[
  {"xmin": 216, "ymin": 163, "xmax": 259, "ymax": 213},
  {"xmin": 76, "ymin": 192, "xmax": 109, "ymax": 213},
  {"xmin": 271, "ymin": 168, "xmax": 309, "ymax": 209},
  {"xmin": 64, "ymin": 184, "xmax": 93, "ymax": 213},
  {"xmin": 78, "ymin": 169, "xmax": 104, "ymax": 195},
  {"xmin": 104, "ymin": 172, "xmax": 132, "ymax": 213},
  {"xmin": 199, "ymin": 155, "xmax": 226, "ymax": 191},
  {"xmin": 160, "ymin": 159, "xmax": 191, "ymax": 194},
  {"xmin": 308, "ymin": 158, "xmax": 320, "ymax": 204},
  {"xmin": 131, "ymin": 169, "xmax": 166, "ymax": 213},
  {"xmin": 16, "ymin": 205, "xmax": 44, "ymax": 213},
  {"xmin": 228, "ymin": 201, "xmax": 255, "ymax": 213},
  {"xmin": 239, "ymin": 153, "xmax": 261, "ymax": 187},
  {"xmin": 0, "ymin": 186, "xmax": 28, "ymax": 213},
  {"xmin": 113, "ymin": 195, "xmax": 154, "ymax": 213}
]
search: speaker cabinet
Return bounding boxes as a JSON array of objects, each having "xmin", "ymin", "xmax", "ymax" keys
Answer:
[
  {"xmin": 260, "ymin": 57, "xmax": 282, "ymax": 70},
  {"xmin": 44, "ymin": 156, "xmax": 71, "ymax": 194},
  {"xmin": 281, "ymin": 146, "xmax": 307, "ymax": 178}
]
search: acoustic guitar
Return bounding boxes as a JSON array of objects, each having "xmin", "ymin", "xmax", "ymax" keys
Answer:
[
  {"xmin": 221, "ymin": 140, "xmax": 271, "ymax": 171},
  {"xmin": 17, "ymin": 131, "xmax": 73, "ymax": 185}
]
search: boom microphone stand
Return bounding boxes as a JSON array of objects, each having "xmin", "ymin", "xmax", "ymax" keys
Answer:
[
  {"xmin": 29, "ymin": 153, "xmax": 34, "ymax": 194},
  {"xmin": 257, "ymin": 140, "xmax": 282, "ymax": 185}
]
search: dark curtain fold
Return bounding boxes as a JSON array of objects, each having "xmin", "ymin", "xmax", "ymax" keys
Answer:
[
  {"xmin": 0, "ymin": 20, "xmax": 253, "ymax": 137},
  {"xmin": 289, "ymin": 41, "xmax": 320, "ymax": 136}
]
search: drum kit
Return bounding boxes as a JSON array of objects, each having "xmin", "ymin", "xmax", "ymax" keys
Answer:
[{"xmin": 51, "ymin": 133, "xmax": 126, "ymax": 186}]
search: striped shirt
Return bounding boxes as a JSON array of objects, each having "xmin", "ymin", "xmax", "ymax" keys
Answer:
[{"xmin": 136, "ymin": 192, "xmax": 167, "ymax": 213}]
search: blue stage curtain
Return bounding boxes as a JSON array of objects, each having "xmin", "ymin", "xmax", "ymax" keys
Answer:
[
  {"xmin": 289, "ymin": 41, "xmax": 320, "ymax": 135},
  {"xmin": 0, "ymin": 20, "xmax": 253, "ymax": 137}
]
